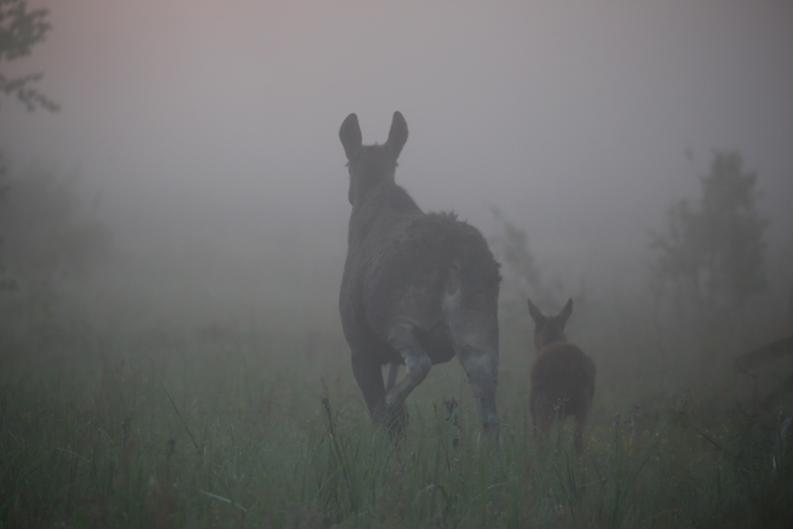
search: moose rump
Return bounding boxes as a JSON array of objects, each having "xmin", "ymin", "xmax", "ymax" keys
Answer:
[{"xmin": 363, "ymin": 213, "xmax": 498, "ymax": 365}]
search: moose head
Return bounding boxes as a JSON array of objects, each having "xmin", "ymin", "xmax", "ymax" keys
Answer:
[{"xmin": 339, "ymin": 111, "xmax": 408, "ymax": 206}]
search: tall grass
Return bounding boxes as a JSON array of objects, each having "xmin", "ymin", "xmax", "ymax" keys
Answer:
[{"xmin": 1, "ymin": 328, "xmax": 791, "ymax": 529}]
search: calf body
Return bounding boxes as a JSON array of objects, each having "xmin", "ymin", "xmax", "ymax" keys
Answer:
[
  {"xmin": 527, "ymin": 298, "xmax": 595, "ymax": 451},
  {"xmin": 338, "ymin": 112, "xmax": 501, "ymax": 434}
]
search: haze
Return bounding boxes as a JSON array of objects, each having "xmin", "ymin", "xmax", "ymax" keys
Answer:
[
  {"xmin": 5, "ymin": 2, "xmax": 793, "ymax": 525},
  {"xmin": 2, "ymin": 0, "xmax": 792, "ymax": 329}
]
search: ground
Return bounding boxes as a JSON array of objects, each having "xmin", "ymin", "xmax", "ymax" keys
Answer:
[{"xmin": 1, "ymin": 327, "xmax": 791, "ymax": 529}]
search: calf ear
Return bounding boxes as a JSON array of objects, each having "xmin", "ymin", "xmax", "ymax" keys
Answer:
[
  {"xmin": 558, "ymin": 298, "xmax": 573, "ymax": 327},
  {"xmin": 386, "ymin": 111, "xmax": 408, "ymax": 158},
  {"xmin": 527, "ymin": 298, "xmax": 545, "ymax": 325},
  {"xmin": 339, "ymin": 113, "xmax": 362, "ymax": 160}
]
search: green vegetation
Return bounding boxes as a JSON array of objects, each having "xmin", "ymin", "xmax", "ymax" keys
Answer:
[
  {"xmin": 0, "ymin": 0, "xmax": 58, "ymax": 112},
  {"xmin": 1, "ymin": 323, "xmax": 791, "ymax": 529},
  {"xmin": 651, "ymin": 151, "xmax": 768, "ymax": 318}
]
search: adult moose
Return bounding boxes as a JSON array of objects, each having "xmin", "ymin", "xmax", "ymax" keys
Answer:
[{"xmin": 338, "ymin": 111, "xmax": 501, "ymax": 435}]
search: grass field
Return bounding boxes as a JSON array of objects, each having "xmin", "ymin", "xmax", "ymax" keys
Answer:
[{"xmin": 1, "ymin": 324, "xmax": 792, "ymax": 529}]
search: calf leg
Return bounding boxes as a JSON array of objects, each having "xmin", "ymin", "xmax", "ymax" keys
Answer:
[
  {"xmin": 531, "ymin": 394, "xmax": 553, "ymax": 447},
  {"xmin": 574, "ymin": 413, "xmax": 588, "ymax": 454}
]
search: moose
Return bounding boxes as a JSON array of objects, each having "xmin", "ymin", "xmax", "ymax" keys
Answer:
[
  {"xmin": 527, "ymin": 298, "xmax": 595, "ymax": 452},
  {"xmin": 338, "ymin": 111, "xmax": 501, "ymax": 435}
]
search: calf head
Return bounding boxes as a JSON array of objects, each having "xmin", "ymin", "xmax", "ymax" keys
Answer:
[{"xmin": 527, "ymin": 298, "xmax": 573, "ymax": 350}]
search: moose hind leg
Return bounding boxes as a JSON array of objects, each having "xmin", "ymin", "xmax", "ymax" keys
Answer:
[
  {"xmin": 351, "ymin": 354, "xmax": 386, "ymax": 425},
  {"xmin": 384, "ymin": 362, "xmax": 400, "ymax": 393},
  {"xmin": 456, "ymin": 342, "xmax": 499, "ymax": 434},
  {"xmin": 384, "ymin": 321, "xmax": 432, "ymax": 413}
]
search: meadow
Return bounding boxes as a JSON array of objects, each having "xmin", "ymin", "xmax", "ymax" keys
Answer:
[
  {"xmin": 2, "ymin": 314, "xmax": 791, "ymax": 529},
  {"xmin": 4, "ymin": 1, "xmax": 793, "ymax": 528}
]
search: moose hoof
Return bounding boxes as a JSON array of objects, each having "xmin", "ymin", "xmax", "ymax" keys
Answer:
[
  {"xmin": 483, "ymin": 418, "xmax": 500, "ymax": 435},
  {"xmin": 383, "ymin": 404, "xmax": 408, "ymax": 438}
]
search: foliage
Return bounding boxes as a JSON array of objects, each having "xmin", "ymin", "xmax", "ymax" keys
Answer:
[
  {"xmin": 490, "ymin": 206, "xmax": 558, "ymax": 307},
  {"xmin": 0, "ymin": 168, "xmax": 109, "ymax": 281},
  {"xmin": 0, "ymin": 0, "xmax": 58, "ymax": 111},
  {"xmin": 0, "ymin": 166, "xmax": 111, "ymax": 353},
  {"xmin": 490, "ymin": 207, "xmax": 589, "ymax": 341},
  {"xmin": 1, "ymin": 328, "xmax": 791, "ymax": 529},
  {"xmin": 0, "ymin": 154, "xmax": 13, "ymax": 293},
  {"xmin": 490, "ymin": 207, "xmax": 543, "ymax": 294},
  {"xmin": 0, "ymin": 0, "xmax": 59, "ymax": 303},
  {"xmin": 650, "ymin": 151, "xmax": 767, "ymax": 318}
]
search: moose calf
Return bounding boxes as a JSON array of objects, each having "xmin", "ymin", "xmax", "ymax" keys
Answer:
[{"xmin": 527, "ymin": 298, "xmax": 595, "ymax": 452}]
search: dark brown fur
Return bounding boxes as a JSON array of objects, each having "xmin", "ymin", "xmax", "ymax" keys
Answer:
[
  {"xmin": 338, "ymin": 112, "xmax": 501, "ymax": 435},
  {"xmin": 527, "ymin": 298, "xmax": 595, "ymax": 452}
]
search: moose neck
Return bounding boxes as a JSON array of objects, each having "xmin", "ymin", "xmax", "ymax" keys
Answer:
[
  {"xmin": 348, "ymin": 180, "xmax": 421, "ymax": 245},
  {"xmin": 536, "ymin": 334, "xmax": 566, "ymax": 351}
]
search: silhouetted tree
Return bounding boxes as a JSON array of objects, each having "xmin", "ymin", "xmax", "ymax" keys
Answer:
[
  {"xmin": 0, "ymin": 0, "xmax": 58, "ymax": 111},
  {"xmin": 1, "ymin": 0, "xmax": 59, "ymax": 291},
  {"xmin": 490, "ymin": 206, "xmax": 544, "ymax": 299},
  {"xmin": 0, "ymin": 154, "xmax": 12, "ymax": 292},
  {"xmin": 490, "ymin": 206, "xmax": 590, "ymax": 343},
  {"xmin": 490, "ymin": 206, "xmax": 587, "ymax": 307},
  {"xmin": 0, "ymin": 167, "xmax": 110, "ymax": 356},
  {"xmin": 650, "ymin": 151, "xmax": 767, "ymax": 319}
]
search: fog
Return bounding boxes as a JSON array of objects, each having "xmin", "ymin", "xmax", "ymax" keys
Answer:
[
  {"xmin": 2, "ymin": 0, "xmax": 793, "ymax": 327},
  {"xmin": 5, "ymin": 2, "xmax": 793, "ymax": 525}
]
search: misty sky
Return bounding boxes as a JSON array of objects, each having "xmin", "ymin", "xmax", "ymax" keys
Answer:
[{"xmin": 2, "ymin": 0, "xmax": 792, "ymax": 324}]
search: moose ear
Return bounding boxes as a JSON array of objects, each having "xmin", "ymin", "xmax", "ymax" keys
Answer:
[
  {"xmin": 339, "ymin": 113, "xmax": 362, "ymax": 160},
  {"xmin": 558, "ymin": 298, "xmax": 573, "ymax": 327},
  {"xmin": 386, "ymin": 111, "xmax": 408, "ymax": 158},
  {"xmin": 527, "ymin": 298, "xmax": 545, "ymax": 325}
]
